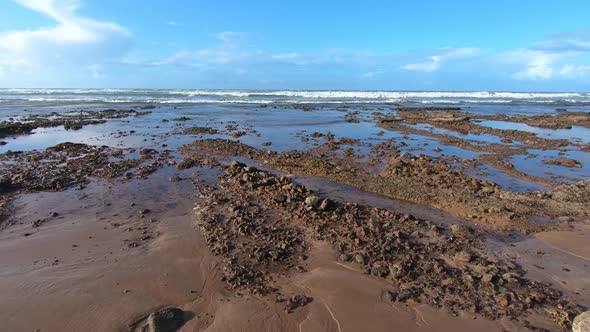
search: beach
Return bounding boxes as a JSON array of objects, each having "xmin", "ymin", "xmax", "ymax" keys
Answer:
[{"xmin": 0, "ymin": 89, "xmax": 589, "ymax": 331}]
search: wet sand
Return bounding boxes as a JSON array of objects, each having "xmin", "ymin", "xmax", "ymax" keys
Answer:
[{"xmin": 0, "ymin": 104, "xmax": 589, "ymax": 331}]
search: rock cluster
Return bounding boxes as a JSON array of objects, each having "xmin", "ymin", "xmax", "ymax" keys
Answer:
[
  {"xmin": 0, "ymin": 109, "xmax": 150, "ymax": 138},
  {"xmin": 194, "ymin": 161, "xmax": 307, "ymax": 299},
  {"xmin": 193, "ymin": 160, "xmax": 581, "ymax": 328},
  {"xmin": 0, "ymin": 142, "xmax": 169, "ymax": 192}
]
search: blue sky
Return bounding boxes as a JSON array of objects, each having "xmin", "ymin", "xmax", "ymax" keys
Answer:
[{"xmin": 0, "ymin": 0, "xmax": 589, "ymax": 91}]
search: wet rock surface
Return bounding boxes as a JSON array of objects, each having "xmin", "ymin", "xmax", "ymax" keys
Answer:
[
  {"xmin": 543, "ymin": 157, "xmax": 583, "ymax": 168},
  {"xmin": 146, "ymin": 307, "xmax": 187, "ymax": 332},
  {"xmin": 0, "ymin": 104, "xmax": 588, "ymax": 332},
  {"xmin": 181, "ymin": 138, "xmax": 590, "ymax": 234},
  {"xmin": 0, "ymin": 142, "xmax": 169, "ymax": 227},
  {"xmin": 0, "ymin": 142, "xmax": 169, "ymax": 192},
  {"xmin": 0, "ymin": 109, "xmax": 150, "ymax": 138},
  {"xmin": 191, "ymin": 160, "xmax": 582, "ymax": 328}
]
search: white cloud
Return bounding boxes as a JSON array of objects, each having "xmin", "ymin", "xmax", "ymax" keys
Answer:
[
  {"xmin": 503, "ymin": 49, "xmax": 590, "ymax": 81},
  {"xmin": 0, "ymin": 0, "xmax": 131, "ymax": 80},
  {"xmin": 501, "ymin": 33, "xmax": 590, "ymax": 81},
  {"xmin": 559, "ymin": 64, "xmax": 590, "ymax": 79},
  {"xmin": 402, "ymin": 47, "xmax": 480, "ymax": 72},
  {"xmin": 151, "ymin": 32, "xmax": 261, "ymax": 69},
  {"xmin": 402, "ymin": 55, "xmax": 443, "ymax": 72},
  {"xmin": 167, "ymin": 21, "xmax": 179, "ymax": 26},
  {"xmin": 361, "ymin": 71, "xmax": 382, "ymax": 79}
]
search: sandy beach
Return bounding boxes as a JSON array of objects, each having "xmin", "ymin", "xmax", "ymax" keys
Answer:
[{"xmin": 0, "ymin": 93, "xmax": 589, "ymax": 331}]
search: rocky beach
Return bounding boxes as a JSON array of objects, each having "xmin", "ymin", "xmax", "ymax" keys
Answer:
[{"xmin": 0, "ymin": 90, "xmax": 589, "ymax": 331}]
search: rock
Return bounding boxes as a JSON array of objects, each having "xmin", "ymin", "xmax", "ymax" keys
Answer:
[
  {"xmin": 0, "ymin": 175, "xmax": 12, "ymax": 189},
  {"xmin": 388, "ymin": 263, "xmax": 402, "ymax": 278},
  {"xmin": 245, "ymin": 165, "xmax": 257, "ymax": 173},
  {"xmin": 274, "ymin": 194, "xmax": 287, "ymax": 203},
  {"xmin": 231, "ymin": 160, "xmax": 247, "ymax": 169},
  {"xmin": 543, "ymin": 157, "xmax": 583, "ymax": 168},
  {"xmin": 557, "ymin": 216, "xmax": 574, "ymax": 222},
  {"xmin": 147, "ymin": 307, "xmax": 185, "ymax": 332},
  {"xmin": 371, "ymin": 266, "xmax": 389, "ymax": 277},
  {"xmin": 573, "ymin": 311, "xmax": 590, "ymax": 332},
  {"xmin": 454, "ymin": 251, "xmax": 472, "ymax": 263},
  {"xmin": 381, "ymin": 290, "xmax": 396, "ymax": 302},
  {"xmin": 242, "ymin": 173, "xmax": 252, "ymax": 182},
  {"xmin": 285, "ymin": 295, "xmax": 310, "ymax": 313},
  {"xmin": 396, "ymin": 289, "xmax": 413, "ymax": 302},
  {"xmin": 304, "ymin": 195, "xmax": 321, "ymax": 207},
  {"xmin": 450, "ymin": 224, "xmax": 464, "ymax": 235},
  {"xmin": 496, "ymin": 294, "xmax": 510, "ymax": 307},
  {"xmin": 369, "ymin": 218, "xmax": 381, "ymax": 230},
  {"xmin": 338, "ymin": 253, "xmax": 351, "ymax": 262},
  {"xmin": 354, "ymin": 253, "xmax": 367, "ymax": 265},
  {"xmin": 319, "ymin": 198, "xmax": 331, "ymax": 211}
]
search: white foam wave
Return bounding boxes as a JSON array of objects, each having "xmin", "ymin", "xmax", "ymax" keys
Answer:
[{"xmin": 1, "ymin": 89, "xmax": 589, "ymax": 105}]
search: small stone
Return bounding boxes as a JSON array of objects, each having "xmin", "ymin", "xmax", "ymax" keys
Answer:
[
  {"xmin": 0, "ymin": 175, "xmax": 11, "ymax": 189},
  {"xmin": 557, "ymin": 216, "xmax": 574, "ymax": 222},
  {"xmin": 381, "ymin": 290, "xmax": 396, "ymax": 302},
  {"xmin": 454, "ymin": 251, "xmax": 472, "ymax": 263},
  {"xmin": 338, "ymin": 253, "xmax": 351, "ymax": 262},
  {"xmin": 496, "ymin": 294, "xmax": 510, "ymax": 307},
  {"xmin": 450, "ymin": 224, "xmax": 471, "ymax": 235},
  {"xmin": 274, "ymin": 194, "xmax": 287, "ymax": 203},
  {"xmin": 354, "ymin": 253, "xmax": 366, "ymax": 265},
  {"xmin": 285, "ymin": 295, "xmax": 310, "ymax": 313},
  {"xmin": 396, "ymin": 289, "xmax": 413, "ymax": 302},
  {"xmin": 371, "ymin": 266, "xmax": 389, "ymax": 277},
  {"xmin": 304, "ymin": 195, "xmax": 321, "ymax": 207},
  {"xmin": 319, "ymin": 198, "xmax": 330, "ymax": 211},
  {"xmin": 231, "ymin": 160, "xmax": 245, "ymax": 168}
]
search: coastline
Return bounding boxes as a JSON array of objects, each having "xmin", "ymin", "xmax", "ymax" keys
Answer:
[{"xmin": 0, "ymin": 100, "xmax": 589, "ymax": 331}]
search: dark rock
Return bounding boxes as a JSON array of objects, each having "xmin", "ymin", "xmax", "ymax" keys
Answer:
[
  {"xmin": 396, "ymin": 289, "xmax": 413, "ymax": 302},
  {"xmin": 0, "ymin": 175, "xmax": 12, "ymax": 189},
  {"xmin": 543, "ymin": 157, "xmax": 583, "ymax": 168},
  {"xmin": 381, "ymin": 290, "xmax": 396, "ymax": 302},
  {"xmin": 304, "ymin": 195, "xmax": 321, "ymax": 207},
  {"xmin": 147, "ymin": 307, "xmax": 186, "ymax": 332},
  {"xmin": 338, "ymin": 253, "xmax": 351, "ymax": 262},
  {"xmin": 319, "ymin": 198, "xmax": 331, "ymax": 211},
  {"xmin": 285, "ymin": 295, "xmax": 311, "ymax": 313}
]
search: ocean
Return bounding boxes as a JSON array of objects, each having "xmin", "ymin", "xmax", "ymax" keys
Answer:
[{"xmin": 1, "ymin": 89, "xmax": 589, "ymax": 106}]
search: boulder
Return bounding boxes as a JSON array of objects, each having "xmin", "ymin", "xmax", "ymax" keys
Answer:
[
  {"xmin": 573, "ymin": 311, "xmax": 590, "ymax": 332},
  {"xmin": 147, "ymin": 307, "xmax": 186, "ymax": 332}
]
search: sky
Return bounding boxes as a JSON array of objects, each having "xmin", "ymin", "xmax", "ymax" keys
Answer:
[{"xmin": 0, "ymin": 0, "xmax": 590, "ymax": 91}]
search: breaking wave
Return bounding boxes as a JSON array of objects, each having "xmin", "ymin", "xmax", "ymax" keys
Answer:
[{"xmin": 1, "ymin": 89, "xmax": 589, "ymax": 105}]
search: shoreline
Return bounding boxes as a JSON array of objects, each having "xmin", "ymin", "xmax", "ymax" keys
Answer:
[{"xmin": 0, "ymin": 103, "xmax": 589, "ymax": 331}]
